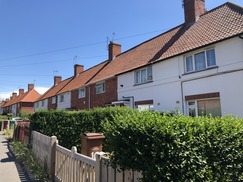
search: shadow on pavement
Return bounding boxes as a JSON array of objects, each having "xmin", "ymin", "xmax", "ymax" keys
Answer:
[{"xmin": 7, "ymin": 141, "xmax": 40, "ymax": 182}]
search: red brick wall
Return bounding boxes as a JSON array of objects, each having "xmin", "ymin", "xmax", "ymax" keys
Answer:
[
  {"xmin": 71, "ymin": 89, "xmax": 89, "ymax": 110},
  {"xmin": 48, "ymin": 97, "xmax": 57, "ymax": 110},
  {"xmin": 90, "ymin": 77, "xmax": 117, "ymax": 108}
]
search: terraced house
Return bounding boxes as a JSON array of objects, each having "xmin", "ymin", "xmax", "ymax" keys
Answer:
[
  {"xmin": 34, "ymin": 0, "xmax": 243, "ymax": 117},
  {"xmin": 1, "ymin": 84, "xmax": 40, "ymax": 116}
]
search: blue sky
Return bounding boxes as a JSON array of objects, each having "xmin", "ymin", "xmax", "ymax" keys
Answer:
[{"xmin": 0, "ymin": 0, "xmax": 242, "ymax": 99}]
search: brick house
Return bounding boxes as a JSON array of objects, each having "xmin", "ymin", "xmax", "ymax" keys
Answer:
[{"xmin": 2, "ymin": 84, "xmax": 41, "ymax": 116}]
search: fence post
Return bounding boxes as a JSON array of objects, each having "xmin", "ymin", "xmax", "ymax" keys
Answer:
[
  {"xmin": 70, "ymin": 146, "xmax": 77, "ymax": 182},
  {"xmin": 95, "ymin": 153, "xmax": 104, "ymax": 182},
  {"xmin": 49, "ymin": 136, "xmax": 57, "ymax": 182}
]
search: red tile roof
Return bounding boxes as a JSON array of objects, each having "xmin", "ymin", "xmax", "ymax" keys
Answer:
[
  {"xmin": 38, "ymin": 77, "xmax": 73, "ymax": 101},
  {"xmin": 88, "ymin": 2, "xmax": 243, "ymax": 84},
  {"xmin": 3, "ymin": 89, "xmax": 41, "ymax": 107},
  {"xmin": 58, "ymin": 61, "xmax": 108, "ymax": 94}
]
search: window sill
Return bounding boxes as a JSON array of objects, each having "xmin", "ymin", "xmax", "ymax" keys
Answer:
[
  {"xmin": 183, "ymin": 66, "xmax": 218, "ymax": 76},
  {"xmin": 134, "ymin": 80, "xmax": 153, "ymax": 87}
]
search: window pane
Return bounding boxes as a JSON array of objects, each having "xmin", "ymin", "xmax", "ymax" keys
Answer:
[
  {"xmin": 141, "ymin": 69, "xmax": 147, "ymax": 83},
  {"xmin": 198, "ymin": 99, "xmax": 221, "ymax": 117},
  {"xmin": 195, "ymin": 52, "xmax": 206, "ymax": 71},
  {"xmin": 135, "ymin": 71, "xmax": 140, "ymax": 84},
  {"xmin": 147, "ymin": 66, "xmax": 153, "ymax": 81},
  {"xmin": 206, "ymin": 49, "xmax": 216, "ymax": 67},
  {"xmin": 186, "ymin": 56, "xmax": 193, "ymax": 72},
  {"xmin": 189, "ymin": 108, "xmax": 196, "ymax": 117}
]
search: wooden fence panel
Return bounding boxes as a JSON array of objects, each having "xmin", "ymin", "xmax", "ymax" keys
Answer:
[
  {"xmin": 55, "ymin": 145, "xmax": 96, "ymax": 182},
  {"xmin": 31, "ymin": 131, "xmax": 57, "ymax": 181}
]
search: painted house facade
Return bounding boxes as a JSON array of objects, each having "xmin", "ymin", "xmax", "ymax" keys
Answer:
[
  {"xmin": 31, "ymin": 0, "xmax": 243, "ymax": 118},
  {"xmin": 34, "ymin": 76, "xmax": 73, "ymax": 111},
  {"xmin": 116, "ymin": 1, "xmax": 243, "ymax": 117}
]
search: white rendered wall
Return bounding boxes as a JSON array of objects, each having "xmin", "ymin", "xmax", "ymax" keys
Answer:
[
  {"xmin": 34, "ymin": 99, "xmax": 48, "ymax": 111},
  {"xmin": 118, "ymin": 37, "xmax": 243, "ymax": 116},
  {"xmin": 57, "ymin": 92, "xmax": 71, "ymax": 109}
]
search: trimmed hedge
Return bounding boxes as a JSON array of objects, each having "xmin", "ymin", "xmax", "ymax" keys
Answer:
[
  {"xmin": 103, "ymin": 110, "xmax": 243, "ymax": 182},
  {"xmin": 30, "ymin": 108, "xmax": 243, "ymax": 181},
  {"xmin": 29, "ymin": 107, "xmax": 131, "ymax": 150}
]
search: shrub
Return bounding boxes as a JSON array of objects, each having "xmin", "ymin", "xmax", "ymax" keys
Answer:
[{"xmin": 103, "ymin": 110, "xmax": 243, "ymax": 182}]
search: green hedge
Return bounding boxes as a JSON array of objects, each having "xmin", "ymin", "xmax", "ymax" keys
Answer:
[
  {"xmin": 30, "ymin": 108, "xmax": 243, "ymax": 181},
  {"xmin": 103, "ymin": 110, "xmax": 243, "ymax": 182},
  {"xmin": 29, "ymin": 107, "xmax": 131, "ymax": 150}
]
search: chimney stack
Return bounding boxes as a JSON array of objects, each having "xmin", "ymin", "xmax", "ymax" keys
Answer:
[
  {"xmin": 54, "ymin": 76, "xmax": 62, "ymax": 85},
  {"xmin": 19, "ymin": 89, "xmax": 24, "ymax": 95},
  {"xmin": 28, "ymin": 83, "xmax": 34, "ymax": 91},
  {"xmin": 12, "ymin": 92, "xmax": 17, "ymax": 98},
  {"xmin": 109, "ymin": 42, "xmax": 121, "ymax": 62},
  {"xmin": 184, "ymin": 0, "xmax": 205, "ymax": 24},
  {"xmin": 74, "ymin": 64, "xmax": 84, "ymax": 77}
]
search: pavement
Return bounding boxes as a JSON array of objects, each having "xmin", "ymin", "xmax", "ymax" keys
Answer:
[{"xmin": 0, "ymin": 131, "xmax": 35, "ymax": 182}]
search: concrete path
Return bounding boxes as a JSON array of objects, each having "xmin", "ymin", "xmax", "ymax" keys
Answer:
[{"xmin": 0, "ymin": 131, "xmax": 35, "ymax": 182}]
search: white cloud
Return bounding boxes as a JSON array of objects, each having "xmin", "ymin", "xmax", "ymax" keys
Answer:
[{"xmin": 35, "ymin": 87, "xmax": 49, "ymax": 95}]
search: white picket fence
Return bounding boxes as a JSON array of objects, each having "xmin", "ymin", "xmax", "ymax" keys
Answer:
[{"xmin": 31, "ymin": 131, "xmax": 142, "ymax": 182}]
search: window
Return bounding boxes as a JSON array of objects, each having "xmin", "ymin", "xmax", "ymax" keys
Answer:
[
  {"xmin": 96, "ymin": 82, "xmax": 105, "ymax": 94},
  {"xmin": 185, "ymin": 49, "xmax": 216, "ymax": 73},
  {"xmin": 79, "ymin": 87, "xmax": 86, "ymax": 98},
  {"xmin": 187, "ymin": 98, "xmax": 221, "ymax": 117},
  {"xmin": 41, "ymin": 100, "xmax": 44, "ymax": 107},
  {"xmin": 52, "ymin": 97, "xmax": 56, "ymax": 104},
  {"xmin": 135, "ymin": 66, "xmax": 153, "ymax": 84},
  {"xmin": 60, "ymin": 94, "xmax": 65, "ymax": 102}
]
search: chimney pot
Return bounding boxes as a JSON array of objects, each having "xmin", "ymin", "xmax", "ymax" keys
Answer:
[
  {"xmin": 109, "ymin": 41, "xmax": 121, "ymax": 62},
  {"xmin": 74, "ymin": 64, "xmax": 84, "ymax": 77},
  {"xmin": 184, "ymin": 0, "xmax": 205, "ymax": 24}
]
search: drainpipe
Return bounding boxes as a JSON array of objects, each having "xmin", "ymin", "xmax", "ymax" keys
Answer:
[
  {"xmin": 88, "ymin": 86, "xmax": 91, "ymax": 110},
  {"xmin": 122, "ymin": 96, "xmax": 135, "ymax": 109}
]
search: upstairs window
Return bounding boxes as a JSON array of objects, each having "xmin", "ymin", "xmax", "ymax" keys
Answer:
[
  {"xmin": 185, "ymin": 49, "xmax": 216, "ymax": 73},
  {"xmin": 135, "ymin": 66, "xmax": 153, "ymax": 85},
  {"xmin": 96, "ymin": 82, "xmax": 105, "ymax": 94},
  {"xmin": 52, "ymin": 97, "xmax": 56, "ymax": 104},
  {"xmin": 79, "ymin": 87, "xmax": 86, "ymax": 98},
  {"xmin": 60, "ymin": 94, "xmax": 65, "ymax": 102}
]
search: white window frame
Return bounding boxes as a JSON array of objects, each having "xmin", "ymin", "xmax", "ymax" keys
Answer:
[
  {"xmin": 134, "ymin": 66, "xmax": 153, "ymax": 85},
  {"xmin": 186, "ymin": 98, "xmax": 221, "ymax": 117},
  {"xmin": 184, "ymin": 48, "xmax": 216, "ymax": 73},
  {"xmin": 79, "ymin": 87, "xmax": 86, "ymax": 98},
  {"xmin": 96, "ymin": 82, "xmax": 105, "ymax": 94}
]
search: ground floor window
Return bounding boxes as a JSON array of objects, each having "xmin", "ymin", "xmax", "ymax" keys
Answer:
[
  {"xmin": 187, "ymin": 98, "xmax": 221, "ymax": 117},
  {"xmin": 135, "ymin": 100, "xmax": 154, "ymax": 111}
]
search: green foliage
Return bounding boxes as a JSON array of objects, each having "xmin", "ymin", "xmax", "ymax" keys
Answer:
[
  {"xmin": 103, "ymin": 111, "xmax": 243, "ymax": 182},
  {"xmin": 19, "ymin": 111, "xmax": 32, "ymax": 119},
  {"xmin": 11, "ymin": 141, "xmax": 49, "ymax": 181},
  {"xmin": 30, "ymin": 107, "xmax": 243, "ymax": 181},
  {"xmin": 0, "ymin": 115, "xmax": 8, "ymax": 120},
  {"xmin": 30, "ymin": 107, "xmax": 131, "ymax": 151}
]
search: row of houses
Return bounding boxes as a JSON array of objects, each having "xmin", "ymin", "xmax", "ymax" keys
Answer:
[{"xmin": 1, "ymin": 0, "xmax": 243, "ymax": 117}]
